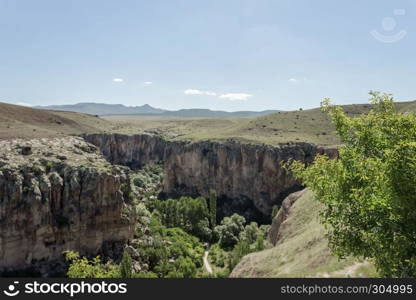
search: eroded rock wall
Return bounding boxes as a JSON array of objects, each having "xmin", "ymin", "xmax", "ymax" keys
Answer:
[
  {"xmin": 85, "ymin": 133, "xmax": 337, "ymax": 222},
  {"xmin": 0, "ymin": 138, "xmax": 135, "ymax": 276},
  {"xmin": 268, "ymin": 189, "xmax": 307, "ymax": 245}
]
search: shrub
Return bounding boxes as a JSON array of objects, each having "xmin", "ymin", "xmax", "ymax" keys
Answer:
[
  {"xmin": 65, "ymin": 251, "xmax": 119, "ymax": 278},
  {"xmin": 271, "ymin": 205, "xmax": 280, "ymax": 219}
]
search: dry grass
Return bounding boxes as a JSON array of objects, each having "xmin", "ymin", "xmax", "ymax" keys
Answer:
[
  {"xmin": 230, "ymin": 189, "xmax": 378, "ymax": 278},
  {"xmin": 106, "ymin": 101, "xmax": 416, "ymax": 146},
  {"xmin": 0, "ymin": 102, "xmax": 114, "ymax": 140},
  {"xmin": 3, "ymin": 100, "xmax": 416, "ymax": 146}
]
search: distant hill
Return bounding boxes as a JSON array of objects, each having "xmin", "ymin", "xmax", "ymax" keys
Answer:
[
  {"xmin": 36, "ymin": 103, "xmax": 281, "ymax": 118},
  {"xmin": 36, "ymin": 103, "xmax": 166, "ymax": 116},
  {"xmin": 0, "ymin": 102, "xmax": 113, "ymax": 140},
  {"xmin": 161, "ymin": 108, "xmax": 281, "ymax": 118},
  {"xmin": 116, "ymin": 100, "xmax": 416, "ymax": 146}
]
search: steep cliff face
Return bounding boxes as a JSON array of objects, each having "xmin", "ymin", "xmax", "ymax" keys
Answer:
[
  {"xmin": 85, "ymin": 133, "xmax": 166, "ymax": 169},
  {"xmin": 0, "ymin": 137, "xmax": 135, "ymax": 276},
  {"xmin": 85, "ymin": 133, "xmax": 337, "ymax": 222},
  {"xmin": 268, "ymin": 189, "xmax": 306, "ymax": 245}
]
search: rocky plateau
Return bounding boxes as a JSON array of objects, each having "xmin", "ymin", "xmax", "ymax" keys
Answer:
[{"xmin": 0, "ymin": 137, "xmax": 135, "ymax": 276}]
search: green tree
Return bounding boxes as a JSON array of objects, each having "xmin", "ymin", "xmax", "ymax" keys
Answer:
[
  {"xmin": 153, "ymin": 196, "xmax": 212, "ymax": 241},
  {"xmin": 214, "ymin": 213, "xmax": 246, "ymax": 250},
  {"xmin": 228, "ymin": 240, "xmax": 251, "ymax": 271},
  {"xmin": 239, "ymin": 222, "xmax": 259, "ymax": 244},
  {"xmin": 174, "ymin": 256, "xmax": 197, "ymax": 278},
  {"xmin": 209, "ymin": 189, "xmax": 217, "ymax": 229},
  {"xmin": 64, "ymin": 251, "xmax": 119, "ymax": 278},
  {"xmin": 255, "ymin": 235, "xmax": 265, "ymax": 251},
  {"xmin": 290, "ymin": 92, "xmax": 416, "ymax": 277},
  {"xmin": 120, "ymin": 250, "xmax": 133, "ymax": 278},
  {"xmin": 135, "ymin": 215, "xmax": 204, "ymax": 278}
]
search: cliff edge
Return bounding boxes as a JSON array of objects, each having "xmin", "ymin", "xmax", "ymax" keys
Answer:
[{"xmin": 0, "ymin": 137, "xmax": 135, "ymax": 276}]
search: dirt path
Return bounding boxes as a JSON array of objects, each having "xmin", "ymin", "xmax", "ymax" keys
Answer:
[
  {"xmin": 203, "ymin": 250, "xmax": 213, "ymax": 274},
  {"xmin": 319, "ymin": 261, "xmax": 370, "ymax": 278}
]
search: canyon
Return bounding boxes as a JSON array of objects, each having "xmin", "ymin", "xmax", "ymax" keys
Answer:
[
  {"xmin": 0, "ymin": 132, "xmax": 337, "ymax": 275},
  {"xmin": 84, "ymin": 133, "xmax": 337, "ymax": 222}
]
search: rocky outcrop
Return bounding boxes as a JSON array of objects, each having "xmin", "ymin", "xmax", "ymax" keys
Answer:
[
  {"xmin": 85, "ymin": 133, "xmax": 337, "ymax": 222},
  {"xmin": 268, "ymin": 189, "xmax": 306, "ymax": 245},
  {"xmin": 0, "ymin": 137, "xmax": 135, "ymax": 276},
  {"xmin": 84, "ymin": 133, "xmax": 166, "ymax": 169}
]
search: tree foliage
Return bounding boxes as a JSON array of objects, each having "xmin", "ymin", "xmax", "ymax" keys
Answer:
[
  {"xmin": 64, "ymin": 251, "xmax": 119, "ymax": 278},
  {"xmin": 290, "ymin": 92, "xmax": 416, "ymax": 277},
  {"xmin": 214, "ymin": 213, "xmax": 246, "ymax": 250},
  {"xmin": 136, "ymin": 216, "xmax": 204, "ymax": 278},
  {"xmin": 209, "ymin": 189, "xmax": 217, "ymax": 229},
  {"xmin": 120, "ymin": 250, "xmax": 133, "ymax": 278},
  {"xmin": 152, "ymin": 196, "xmax": 212, "ymax": 241}
]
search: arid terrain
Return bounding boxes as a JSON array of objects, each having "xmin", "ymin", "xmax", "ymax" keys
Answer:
[
  {"xmin": 0, "ymin": 103, "xmax": 114, "ymax": 140},
  {"xmin": 3, "ymin": 100, "xmax": 415, "ymax": 277},
  {"xmin": 3, "ymin": 100, "xmax": 416, "ymax": 145}
]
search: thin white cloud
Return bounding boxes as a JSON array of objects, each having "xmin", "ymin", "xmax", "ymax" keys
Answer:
[
  {"xmin": 184, "ymin": 89, "xmax": 206, "ymax": 95},
  {"xmin": 143, "ymin": 81, "xmax": 153, "ymax": 86},
  {"xmin": 112, "ymin": 78, "xmax": 124, "ymax": 83},
  {"xmin": 219, "ymin": 93, "xmax": 252, "ymax": 101},
  {"xmin": 288, "ymin": 77, "xmax": 308, "ymax": 84},
  {"xmin": 184, "ymin": 89, "xmax": 252, "ymax": 101},
  {"xmin": 184, "ymin": 89, "xmax": 217, "ymax": 96},
  {"xmin": 16, "ymin": 102, "xmax": 33, "ymax": 107}
]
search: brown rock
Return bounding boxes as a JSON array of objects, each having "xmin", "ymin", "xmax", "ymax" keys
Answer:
[
  {"xmin": 268, "ymin": 189, "xmax": 306, "ymax": 245},
  {"xmin": 0, "ymin": 137, "xmax": 136, "ymax": 276},
  {"xmin": 85, "ymin": 133, "xmax": 337, "ymax": 222}
]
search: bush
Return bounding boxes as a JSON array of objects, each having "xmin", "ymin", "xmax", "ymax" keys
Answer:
[
  {"xmin": 65, "ymin": 251, "xmax": 119, "ymax": 278},
  {"xmin": 209, "ymin": 243, "xmax": 228, "ymax": 268},
  {"xmin": 228, "ymin": 241, "xmax": 251, "ymax": 271},
  {"xmin": 271, "ymin": 205, "xmax": 280, "ymax": 219}
]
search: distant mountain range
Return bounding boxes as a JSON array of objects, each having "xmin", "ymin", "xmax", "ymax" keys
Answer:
[
  {"xmin": 36, "ymin": 103, "xmax": 165, "ymax": 116},
  {"xmin": 36, "ymin": 103, "xmax": 281, "ymax": 118}
]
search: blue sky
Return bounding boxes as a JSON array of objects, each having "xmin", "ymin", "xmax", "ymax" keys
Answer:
[{"xmin": 0, "ymin": 0, "xmax": 415, "ymax": 111}]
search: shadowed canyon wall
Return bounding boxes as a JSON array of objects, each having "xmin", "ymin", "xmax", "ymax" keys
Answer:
[{"xmin": 85, "ymin": 133, "xmax": 337, "ymax": 222}]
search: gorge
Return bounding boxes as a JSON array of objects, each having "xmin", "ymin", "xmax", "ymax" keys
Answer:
[
  {"xmin": 84, "ymin": 133, "xmax": 338, "ymax": 223},
  {"xmin": 0, "ymin": 132, "xmax": 337, "ymax": 276}
]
